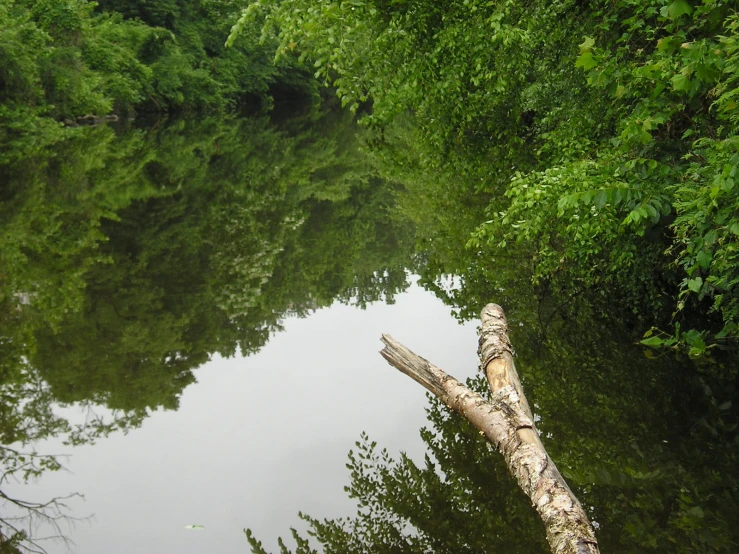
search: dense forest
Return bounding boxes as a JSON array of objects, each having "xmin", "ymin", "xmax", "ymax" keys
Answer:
[
  {"xmin": 0, "ymin": 0, "xmax": 315, "ymax": 160},
  {"xmin": 3, "ymin": 0, "xmax": 738, "ymax": 354},
  {"xmin": 229, "ymin": 0, "xmax": 739, "ymax": 356}
]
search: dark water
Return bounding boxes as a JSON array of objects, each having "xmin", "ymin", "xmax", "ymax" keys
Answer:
[{"xmin": 0, "ymin": 107, "xmax": 737, "ymax": 553}]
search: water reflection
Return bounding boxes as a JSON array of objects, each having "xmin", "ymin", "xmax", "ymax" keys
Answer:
[
  {"xmin": 1, "ymin": 105, "xmax": 737, "ymax": 554},
  {"xmin": 247, "ymin": 294, "xmax": 737, "ymax": 553},
  {"xmin": 0, "ymin": 106, "xmax": 415, "ymax": 550},
  {"xmin": 248, "ymin": 126, "xmax": 739, "ymax": 552}
]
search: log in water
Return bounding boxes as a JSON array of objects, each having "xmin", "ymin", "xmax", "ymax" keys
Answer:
[{"xmin": 380, "ymin": 303, "xmax": 599, "ymax": 554}]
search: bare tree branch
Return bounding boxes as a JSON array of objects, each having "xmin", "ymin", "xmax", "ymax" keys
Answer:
[{"xmin": 379, "ymin": 303, "xmax": 600, "ymax": 554}]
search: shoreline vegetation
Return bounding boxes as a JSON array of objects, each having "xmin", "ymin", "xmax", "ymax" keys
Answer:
[
  {"xmin": 227, "ymin": 0, "xmax": 739, "ymax": 359},
  {"xmin": 3, "ymin": 0, "xmax": 738, "ymax": 357},
  {"xmin": 0, "ymin": 0, "xmax": 318, "ymax": 159}
]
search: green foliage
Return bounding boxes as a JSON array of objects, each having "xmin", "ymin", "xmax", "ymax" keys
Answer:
[
  {"xmin": 0, "ymin": 102, "xmax": 413, "ymax": 473},
  {"xmin": 232, "ymin": 0, "xmax": 739, "ymax": 353},
  {"xmin": 469, "ymin": 157, "xmax": 678, "ymax": 318},
  {"xmin": 82, "ymin": 14, "xmax": 155, "ymax": 113},
  {"xmin": 0, "ymin": 0, "xmax": 316, "ymax": 138},
  {"xmin": 0, "ymin": 103, "xmax": 416, "ymax": 549},
  {"xmin": 252, "ymin": 409, "xmax": 547, "ymax": 553}
]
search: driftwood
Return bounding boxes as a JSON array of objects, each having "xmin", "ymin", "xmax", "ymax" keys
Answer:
[{"xmin": 380, "ymin": 303, "xmax": 599, "ymax": 554}]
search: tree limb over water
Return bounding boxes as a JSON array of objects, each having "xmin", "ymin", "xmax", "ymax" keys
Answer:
[{"xmin": 380, "ymin": 304, "xmax": 599, "ymax": 554}]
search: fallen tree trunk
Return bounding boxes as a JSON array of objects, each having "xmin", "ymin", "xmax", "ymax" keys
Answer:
[{"xmin": 379, "ymin": 303, "xmax": 599, "ymax": 554}]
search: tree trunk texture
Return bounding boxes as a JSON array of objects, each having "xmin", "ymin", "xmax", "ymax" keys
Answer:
[{"xmin": 379, "ymin": 303, "xmax": 599, "ymax": 554}]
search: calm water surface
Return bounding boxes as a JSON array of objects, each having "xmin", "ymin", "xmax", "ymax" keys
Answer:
[
  {"xmin": 7, "ymin": 283, "xmax": 478, "ymax": 554},
  {"xmin": 1, "ymin": 107, "xmax": 737, "ymax": 553}
]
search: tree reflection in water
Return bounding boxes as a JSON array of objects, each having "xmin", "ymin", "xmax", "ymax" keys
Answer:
[{"xmin": 0, "ymin": 105, "xmax": 413, "ymax": 550}]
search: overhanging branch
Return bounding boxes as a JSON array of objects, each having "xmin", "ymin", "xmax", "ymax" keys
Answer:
[{"xmin": 379, "ymin": 303, "xmax": 600, "ymax": 554}]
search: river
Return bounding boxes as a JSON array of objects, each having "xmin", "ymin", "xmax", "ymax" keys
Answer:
[{"xmin": 1, "ymin": 105, "xmax": 737, "ymax": 553}]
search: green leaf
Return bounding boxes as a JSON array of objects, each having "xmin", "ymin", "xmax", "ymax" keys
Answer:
[
  {"xmin": 645, "ymin": 203, "xmax": 659, "ymax": 223},
  {"xmin": 657, "ymin": 38, "xmax": 673, "ymax": 52},
  {"xmin": 671, "ymin": 73, "xmax": 691, "ymax": 92},
  {"xmin": 684, "ymin": 329, "xmax": 705, "ymax": 350},
  {"xmin": 594, "ymin": 190, "xmax": 608, "ymax": 209},
  {"xmin": 640, "ymin": 336, "xmax": 665, "ymax": 347},
  {"xmin": 666, "ymin": 0, "xmax": 692, "ymax": 20},
  {"xmin": 696, "ymin": 251, "xmax": 712, "ymax": 269},
  {"xmin": 575, "ymin": 51, "xmax": 597, "ymax": 70},
  {"xmin": 185, "ymin": 525, "xmax": 205, "ymax": 530},
  {"xmin": 688, "ymin": 347, "xmax": 704, "ymax": 357},
  {"xmin": 579, "ymin": 37, "xmax": 595, "ymax": 52}
]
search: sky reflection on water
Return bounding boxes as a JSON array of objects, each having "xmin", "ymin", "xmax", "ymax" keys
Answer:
[{"xmin": 7, "ymin": 280, "xmax": 478, "ymax": 554}]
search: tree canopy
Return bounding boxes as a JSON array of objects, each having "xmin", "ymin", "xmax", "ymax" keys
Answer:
[
  {"xmin": 231, "ymin": 0, "xmax": 739, "ymax": 354},
  {"xmin": 0, "ymin": 0, "xmax": 315, "ymax": 155},
  {"xmin": 0, "ymin": 105, "xmax": 415, "ymax": 549}
]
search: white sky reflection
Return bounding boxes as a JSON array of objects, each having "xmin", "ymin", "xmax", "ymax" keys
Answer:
[{"xmin": 7, "ymin": 280, "xmax": 479, "ymax": 553}]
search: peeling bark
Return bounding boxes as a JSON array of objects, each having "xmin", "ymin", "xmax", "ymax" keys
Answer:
[{"xmin": 379, "ymin": 303, "xmax": 599, "ymax": 554}]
